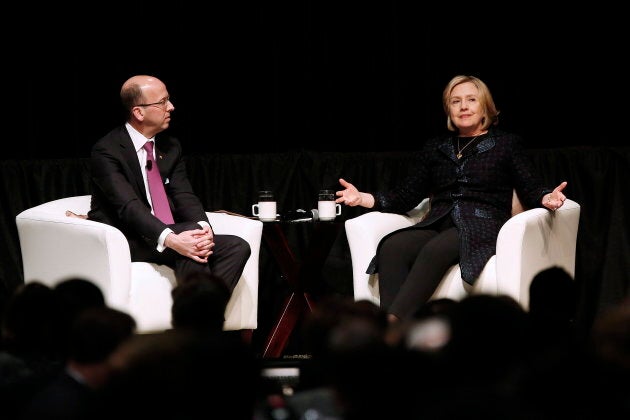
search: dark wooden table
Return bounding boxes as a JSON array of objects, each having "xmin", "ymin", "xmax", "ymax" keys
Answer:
[{"xmin": 260, "ymin": 220, "xmax": 343, "ymax": 359}]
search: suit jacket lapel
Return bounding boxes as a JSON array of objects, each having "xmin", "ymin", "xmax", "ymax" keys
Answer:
[
  {"xmin": 119, "ymin": 129, "xmax": 151, "ymax": 202},
  {"xmin": 438, "ymin": 140, "xmax": 457, "ymax": 162},
  {"xmin": 153, "ymin": 141, "xmax": 167, "ymax": 178}
]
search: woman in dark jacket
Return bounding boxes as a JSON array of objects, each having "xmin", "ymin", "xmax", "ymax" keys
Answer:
[{"xmin": 336, "ymin": 75, "xmax": 568, "ymax": 322}]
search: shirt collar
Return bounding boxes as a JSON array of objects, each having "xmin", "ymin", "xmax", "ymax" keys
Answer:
[{"xmin": 125, "ymin": 122, "xmax": 155, "ymax": 153}]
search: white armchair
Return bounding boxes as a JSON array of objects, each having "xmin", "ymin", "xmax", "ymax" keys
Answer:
[
  {"xmin": 345, "ymin": 194, "xmax": 581, "ymax": 310},
  {"xmin": 15, "ymin": 195, "xmax": 262, "ymax": 333}
]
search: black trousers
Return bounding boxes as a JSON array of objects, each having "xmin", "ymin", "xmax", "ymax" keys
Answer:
[
  {"xmin": 129, "ymin": 221, "xmax": 251, "ymax": 292},
  {"xmin": 377, "ymin": 218, "xmax": 459, "ymax": 320}
]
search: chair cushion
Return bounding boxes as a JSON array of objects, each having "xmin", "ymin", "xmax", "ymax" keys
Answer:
[{"xmin": 128, "ymin": 263, "xmax": 177, "ymax": 332}]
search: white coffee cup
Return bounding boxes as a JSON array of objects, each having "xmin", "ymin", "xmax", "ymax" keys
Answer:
[
  {"xmin": 252, "ymin": 190, "xmax": 277, "ymax": 222},
  {"xmin": 318, "ymin": 190, "xmax": 341, "ymax": 221}
]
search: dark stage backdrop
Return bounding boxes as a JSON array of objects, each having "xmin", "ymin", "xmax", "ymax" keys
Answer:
[{"xmin": 3, "ymin": 3, "xmax": 624, "ymax": 160}]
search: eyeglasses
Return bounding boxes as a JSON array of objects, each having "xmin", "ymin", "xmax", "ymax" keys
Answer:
[{"xmin": 135, "ymin": 97, "xmax": 171, "ymax": 110}]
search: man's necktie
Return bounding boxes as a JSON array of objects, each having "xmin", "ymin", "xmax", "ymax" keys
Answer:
[{"xmin": 143, "ymin": 141, "xmax": 175, "ymax": 224}]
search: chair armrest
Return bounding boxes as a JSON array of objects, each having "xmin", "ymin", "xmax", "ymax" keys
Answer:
[
  {"xmin": 495, "ymin": 198, "xmax": 581, "ymax": 308},
  {"xmin": 345, "ymin": 211, "xmax": 420, "ymax": 302},
  {"xmin": 16, "ymin": 200, "xmax": 133, "ymax": 310},
  {"xmin": 207, "ymin": 212, "xmax": 263, "ymax": 330}
]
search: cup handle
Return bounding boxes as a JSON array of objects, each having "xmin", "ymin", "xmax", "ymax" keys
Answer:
[
  {"xmin": 252, "ymin": 204, "xmax": 259, "ymax": 216},
  {"xmin": 335, "ymin": 203, "xmax": 341, "ymax": 215}
]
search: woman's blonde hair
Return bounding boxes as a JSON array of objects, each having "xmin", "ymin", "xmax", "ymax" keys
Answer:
[{"xmin": 443, "ymin": 75, "xmax": 500, "ymax": 132}]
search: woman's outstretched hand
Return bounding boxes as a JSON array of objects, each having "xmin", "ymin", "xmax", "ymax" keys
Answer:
[
  {"xmin": 543, "ymin": 181, "xmax": 568, "ymax": 211},
  {"xmin": 336, "ymin": 178, "xmax": 363, "ymax": 206},
  {"xmin": 336, "ymin": 178, "xmax": 377, "ymax": 208}
]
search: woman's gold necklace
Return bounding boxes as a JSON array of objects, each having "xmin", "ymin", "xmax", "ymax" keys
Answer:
[{"xmin": 456, "ymin": 136, "xmax": 478, "ymax": 159}]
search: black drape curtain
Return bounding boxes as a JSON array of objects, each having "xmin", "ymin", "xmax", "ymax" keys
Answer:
[{"xmin": 2, "ymin": 148, "xmax": 629, "ymax": 339}]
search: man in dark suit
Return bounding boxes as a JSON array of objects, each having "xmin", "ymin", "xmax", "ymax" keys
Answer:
[{"xmin": 88, "ymin": 75, "xmax": 250, "ymax": 291}]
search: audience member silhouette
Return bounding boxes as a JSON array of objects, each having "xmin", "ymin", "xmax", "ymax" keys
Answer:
[
  {"xmin": 170, "ymin": 272, "xmax": 231, "ymax": 334},
  {"xmin": 582, "ymin": 297, "xmax": 630, "ymax": 418},
  {"xmin": 324, "ymin": 313, "xmax": 400, "ymax": 419},
  {"xmin": 1, "ymin": 282, "xmax": 63, "ymax": 365},
  {"xmin": 522, "ymin": 284, "xmax": 629, "ymax": 418},
  {"xmin": 51, "ymin": 278, "xmax": 107, "ymax": 360},
  {"xmin": 282, "ymin": 296, "xmax": 394, "ymax": 419},
  {"xmin": 521, "ymin": 266, "xmax": 582, "ymax": 416},
  {"xmin": 435, "ymin": 294, "xmax": 531, "ymax": 419},
  {"xmin": 0, "ymin": 282, "xmax": 64, "ymax": 419},
  {"xmin": 21, "ymin": 306, "xmax": 136, "ymax": 419},
  {"xmin": 298, "ymin": 296, "xmax": 388, "ymax": 389},
  {"xmin": 590, "ymin": 296, "xmax": 630, "ymax": 371},
  {"xmin": 392, "ymin": 297, "xmax": 458, "ymax": 351},
  {"xmin": 96, "ymin": 328, "xmax": 260, "ymax": 419},
  {"xmin": 528, "ymin": 266, "xmax": 577, "ymax": 348},
  {"xmin": 92, "ymin": 272, "xmax": 258, "ymax": 419}
]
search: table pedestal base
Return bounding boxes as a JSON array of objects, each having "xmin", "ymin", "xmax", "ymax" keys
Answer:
[{"xmin": 260, "ymin": 221, "xmax": 342, "ymax": 359}]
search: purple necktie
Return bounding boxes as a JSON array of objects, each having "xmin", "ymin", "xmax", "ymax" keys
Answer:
[{"xmin": 143, "ymin": 141, "xmax": 174, "ymax": 224}]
